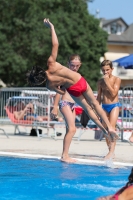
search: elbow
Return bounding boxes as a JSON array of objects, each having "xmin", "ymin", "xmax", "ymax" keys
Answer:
[
  {"xmin": 59, "ymin": 91, "xmax": 65, "ymax": 95},
  {"xmin": 53, "ymin": 43, "xmax": 59, "ymax": 47},
  {"xmin": 58, "ymin": 90, "xmax": 65, "ymax": 95}
]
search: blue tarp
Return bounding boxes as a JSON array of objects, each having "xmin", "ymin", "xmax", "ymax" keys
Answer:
[{"xmin": 113, "ymin": 54, "xmax": 133, "ymax": 68}]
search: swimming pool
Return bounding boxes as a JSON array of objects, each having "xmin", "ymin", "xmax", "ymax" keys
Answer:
[{"xmin": 0, "ymin": 156, "xmax": 131, "ymax": 200}]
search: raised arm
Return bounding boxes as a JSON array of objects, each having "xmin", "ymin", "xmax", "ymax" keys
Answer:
[
  {"xmin": 44, "ymin": 18, "xmax": 59, "ymax": 65},
  {"xmin": 14, "ymin": 108, "xmax": 27, "ymax": 120}
]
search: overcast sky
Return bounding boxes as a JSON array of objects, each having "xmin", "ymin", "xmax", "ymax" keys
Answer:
[{"xmin": 88, "ymin": 0, "xmax": 133, "ymax": 25}]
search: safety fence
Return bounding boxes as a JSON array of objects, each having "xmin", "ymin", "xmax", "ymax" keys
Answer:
[
  {"xmin": 0, "ymin": 87, "xmax": 65, "ymax": 138},
  {"xmin": 117, "ymin": 85, "xmax": 133, "ymax": 142},
  {"xmin": 77, "ymin": 86, "xmax": 133, "ymax": 143},
  {"xmin": 0, "ymin": 86, "xmax": 133, "ymax": 142}
]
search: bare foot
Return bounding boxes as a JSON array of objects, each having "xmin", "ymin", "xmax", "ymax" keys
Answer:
[
  {"xmin": 104, "ymin": 152, "xmax": 115, "ymax": 160},
  {"xmin": 61, "ymin": 156, "xmax": 77, "ymax": 163}
]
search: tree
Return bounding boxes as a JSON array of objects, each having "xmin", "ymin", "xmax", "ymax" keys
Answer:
[{"xmin": 0, "ymin": 0, "xmax": 107, "ymax": 89}]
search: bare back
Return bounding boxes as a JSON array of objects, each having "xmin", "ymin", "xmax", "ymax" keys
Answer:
[
  {"xmin": 46, "ymin": 62, "xmax": 81, "ymax": 94},
  {"xmin": 97, "ymin": 75, "xmax": 121, "ymax": 104}
]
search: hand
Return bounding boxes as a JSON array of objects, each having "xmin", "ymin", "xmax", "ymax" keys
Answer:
[
  {"xmin": 44, "ymin": 18, "xmax": 54, "ymax": 28},
  {"xmin": 103, "ymin": 74, "xmax": 109, "ymax": 79},
  {"xmin": 51, "ymin": 107, "xmax": 58, "ymax": 116},
  {"xmin": 50, "ymin": 112, "xmax": 58, "ymax": 120}
]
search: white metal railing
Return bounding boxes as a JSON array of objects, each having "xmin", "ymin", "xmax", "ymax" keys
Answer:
[
  {"xmin": 0, "ymin": 86, "xmax": 133, "ymax": 142},
  {"xmin": 0, "ymin": 87, "xmax": 64, "ymax": 138}
]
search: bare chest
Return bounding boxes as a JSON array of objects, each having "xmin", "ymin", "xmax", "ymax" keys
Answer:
[{"xmin": 100, "ymin": 79, "xmax": 115, "ymax": 91}]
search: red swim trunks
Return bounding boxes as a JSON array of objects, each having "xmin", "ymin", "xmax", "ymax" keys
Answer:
[{"xmin": 66, "ymin": 76, "xmax": 87, "ymax": 97}]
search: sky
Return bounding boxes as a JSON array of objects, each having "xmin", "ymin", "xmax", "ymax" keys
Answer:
[{"xmin": 88, "ymin": 0, "xmax": 133, "ymax": 25}]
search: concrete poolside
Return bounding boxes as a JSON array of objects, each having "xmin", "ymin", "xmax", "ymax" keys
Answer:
[{"xmin": 0, "ymin": 124, "xmax": 133, "ymax": 166}]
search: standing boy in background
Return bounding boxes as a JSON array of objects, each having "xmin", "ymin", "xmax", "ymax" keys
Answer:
[{"xmin": 97, "ymin": 60, "xmax": 121, "ymax": 160}]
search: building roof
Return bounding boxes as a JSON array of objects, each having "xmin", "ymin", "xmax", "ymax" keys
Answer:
[
  {"xmin": 100, "ymin": 17, "xmax": 133, "ymax": 44},
  {"xmin": 108, "ymin": 23, "xmax": 133, "ymax": 44},
  {"xmin": 101, "ymin": 17, "xmax": 129, "ymax": 27},
  {"xmin": 122, "ymin": 23, "xmax": 133, "ymax": 41}
]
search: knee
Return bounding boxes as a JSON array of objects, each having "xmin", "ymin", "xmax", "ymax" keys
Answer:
[{"xmin": 68, "ymin": 126, "xmax": 76, "ymax": 134}]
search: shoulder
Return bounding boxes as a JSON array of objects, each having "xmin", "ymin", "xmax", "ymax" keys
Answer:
[
  {"xmin": 48, "ymin": 61, "xmax": 63, "ymax": 71},
  {"xmin": 114, "ymin": 76, "xmax": 121, "ymax": 83}
]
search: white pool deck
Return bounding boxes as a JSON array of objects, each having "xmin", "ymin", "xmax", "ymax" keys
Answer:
[{"xmin": 0, "ymin": 124, "xmax": 132, "ymax": 167}]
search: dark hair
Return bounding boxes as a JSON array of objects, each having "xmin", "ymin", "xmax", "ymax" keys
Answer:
[
  {"xmin": 117, "ymin": 168, "xmax": 133, "ymax": 194},
  {"xmin": 127, "ymin": 167, "xmax": 133, "ymax": 186},
  {"xmin": 101, "ymin": 60, "xmax": 113, "ymax": 68},
  {"xmin": 26, "ymin": 66, "xmax": 46, "ymax": 86}
]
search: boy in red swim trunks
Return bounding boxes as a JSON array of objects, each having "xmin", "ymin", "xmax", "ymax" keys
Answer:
[
  {"xmin": 67, "ymin": 76, "xmax": 87, "ymax": 97},
  {"xmin": 27, "ymin": 18, "xmax": 118, "ymax": 141}
]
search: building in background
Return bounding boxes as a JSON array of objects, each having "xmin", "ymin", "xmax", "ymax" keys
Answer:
[{"xmin": 100, "ymin": 17, "xmax": 133, "ymax": 87}]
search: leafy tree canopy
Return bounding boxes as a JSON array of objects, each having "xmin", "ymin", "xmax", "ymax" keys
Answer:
[{"xmin": 0, "ymin": 0, "xmax": 107, "ymax": 89}]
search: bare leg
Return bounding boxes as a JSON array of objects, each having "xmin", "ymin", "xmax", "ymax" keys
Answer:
[
  {"xmin": 26, "ymin": 115, "xmax": 45, "ymax": 122},
  {"xmin": 60, "ymin": 106, "xmax": 77, "ymax": 163},
  {"xmin": 36, "ymin": 116, "xmax": 43, "ymax": 122},
  {"xmin": 100, "ymin": 111, "xmax": 112, "ymax": 156},
  {"xmin": 104, "ymin": 107, "xmax": 119, "ymax": 160},
  {"xmin": 26, "ymin": 116, "xmax": 36, "ymax": 121},
  {"xmin": 129, "ymin": 132, "xmax": 133, "ymax": 142},
  {"xmin": 71, "ymin": 95, "xmax": 112, "ymax": 141},
  {"xmin": 82, "ymin": 84, "xmax": 118, "ymax": 139}
]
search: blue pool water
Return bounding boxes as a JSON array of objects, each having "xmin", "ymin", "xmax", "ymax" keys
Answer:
[{"xmin": 0, "ymin": 156, "xmax": 131, "ymax": 200}]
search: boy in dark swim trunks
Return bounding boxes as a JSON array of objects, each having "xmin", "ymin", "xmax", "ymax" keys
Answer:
[
  {"xmin": 97, "ymin": 60, "xmax": 121, "ymax": 160},
  {"xmin": 27, "ymin": 18, "xmax": 118, "ymax": 141}
]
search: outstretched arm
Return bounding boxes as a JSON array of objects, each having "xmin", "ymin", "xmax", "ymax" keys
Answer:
[{"xmin": 44, "ymin": 18, "xmax": 59, "ymax": 66}]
